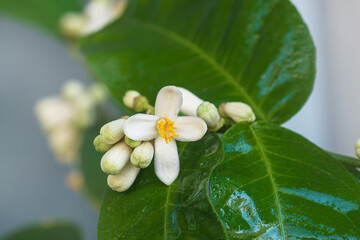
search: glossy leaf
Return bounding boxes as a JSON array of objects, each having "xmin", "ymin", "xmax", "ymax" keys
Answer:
[
  {"xmin": 98, "ymin": 133, "xmax": 227, "ymax": 240},
  {"xmin": 0, "ymin": 0, "xmax": 82, "ymax": 36},
  {"xmin": 210, "ymin": 122, "xmax": 360, "ymax": 239},
  {"xmin": 330, "ymin": 153, "xmax": 360, "ymax": 185},
  {"xmin": 80, "ymin": 0, "xmax": 315, "ymax": 123},
  {"xmin": 2, "ymin": 220, "xmax": 81, "ymax": 240},
  {"xmin": 79, "ymin": 127, "xmax": 107, "ymax": 207}
]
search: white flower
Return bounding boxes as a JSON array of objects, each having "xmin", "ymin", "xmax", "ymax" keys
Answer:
[
  {"xmin": 124, "ymin": 86, "xmax": 207, "ymax": 185},
  {"xmin": 177, "ymin": 87, "xmax": 203, "ymax": 116}
]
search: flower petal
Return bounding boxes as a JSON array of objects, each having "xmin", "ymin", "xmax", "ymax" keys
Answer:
[
  {"xmin": 177, "ymin": 87, "xmax": 203, "ymax": 116},
  {"xmin": 124, "ymin": 114, "xmax": 159, "ymax": 141},
  {"xmin": 154, "ymin": 136, "xmax": 179, "ymax": 185},
  {"xmin": 174, "ymin": 116, "xmax": 207, "ymax": 142},
  {"xmin": 155, "ymin": 86, "xmax": 182, "ymax": 120}
]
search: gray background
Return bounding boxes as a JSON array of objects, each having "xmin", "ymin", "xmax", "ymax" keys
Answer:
[{"xmin": 1, "ymin": 0, "xmax": 360, "ymax": 239}]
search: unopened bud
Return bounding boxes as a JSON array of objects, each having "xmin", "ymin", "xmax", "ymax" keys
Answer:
[
  {"xmin": 219, "ymin": 102, "xmax": 256, "ymax": 123},
  {"xmin": 125, "ymin": 136, "xmax": 141, "ymax": 148},
  {"xmin": 59, "ymin": 12, "xmax": 87, "ymax": 38},
  {"xmin": 121, "ymin": 116, "xmax": 130, "ymax": 120},
  {"xmin": 101, "ymin": 141, "xmax": 132, "ymax": 175},
  {"xmin": 177, "ymin": 87, "xmax": 203, "ymax": 116},
  {"xmin": 356, "ymin": 138, "xmax": 360, "ymax": 159},
  {"xmin": 64, "ymin": 171, "xmax": 84, "ymax": 192},
  {"xmin": 123, "ymin": 90, "xmax": 140, "ymax": 108},
  {"xmin": 196, "ymin": 101, "xmax": 222, "ymax": 129},
  {"xmin": 62, "ymin": 80, "xmax": 86, "ymax": 102},
  {"xmin": 100, "ymin": 119, "xmax": 126, "ymax": 144},
  {"xmin": 133, "ymin": 96, "xmax": 152, "ymax": 112},
  {"xmin": 93, "ymin": 135, "xmax": 113, "ymax": 152},
  {"xmin": 107, "ymin": 161, "xmax": 140, "ymax": 192},
  {"xmin": 131, "ymin": 142, "xmax": 154, "ymax": 168},
  {"xmin": 88, "ymin": 83, "xmax": 107, "ymax": 104}
]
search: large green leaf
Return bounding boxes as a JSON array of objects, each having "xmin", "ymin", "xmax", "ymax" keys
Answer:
[
  {"xmin": 2, "ymin": 220, "xmax": 81, "ymax": 240},
  {"xmin": 98, "ymin": 133, "xmax": 227, "ymax": 239},
  {"xmin": 210, "ymin": 122, "xmax": 360, "ymax": 239},
  {"xmin": 79, "ymin": 127, "xmax": 108, "ymax": 207},
  {"xmin": 331, "ymin": 153, "xmax": 360, "ymax": 185},
  {"xmin": 80, "ymin": 0, "xmax": 315, "ymax": 123},
  {"xmin": 0, "ymin": 0, "xmax": 82, "ymax": 36}
]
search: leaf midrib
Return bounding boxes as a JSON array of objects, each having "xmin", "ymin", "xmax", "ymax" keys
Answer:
[
  {"xmin": 249, "ymin": 125, "xmax": 286, "ymax": 239},
  {"xmin": 124, "ymin": 18, "xmax": 268, "ymax": 121}
]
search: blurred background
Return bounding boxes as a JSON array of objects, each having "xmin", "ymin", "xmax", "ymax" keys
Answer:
[{"xmin": 0, "ymin": 0, "xmax": 359, "ymax": 239}]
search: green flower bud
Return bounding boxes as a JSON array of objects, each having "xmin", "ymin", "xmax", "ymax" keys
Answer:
[
  {"xmin": 196, "ymin": 101, "xmax": 222, "ymax": 129},
  {"xmin": 123, "ymin": 90, "xmax": 140, "ymax": 108},
  {"xmin": 101, "ymin": 142, "xmax": 132, "ymax": 175},
  {"xmin": 59, "ymin": 12, "xmax": 87, "ymax": 38},
  {"xmin": 133, "ymin": 95, "xmax": 153, "ymax": 112},
  {"xmin": 107, "ymin": 161, "xmax": 140, "ymax": 192},
  {"xmin": 356, "ymin": 138, "xmax": 360, "ymax": 159},
  {"xmin": 130, "ymin": 142, "xmax": 154, "ymax": 168},
  {"xmin": 125, "ymin": 136, "xmax": 142, "ymax": 148},
  {"xmin": 219, "ymin": 102, "xmax": 256, "ymax": 123},
  {"xmin": 93, "ymin": 135, "xmax": 113, "ymax": 153},
  {"xmin": 100, "ymin": 119, "xmax": 126, "ymax": 144}
]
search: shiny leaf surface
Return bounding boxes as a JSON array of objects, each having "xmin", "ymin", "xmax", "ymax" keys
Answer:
[
  {"xmin": 210, "ymin": 122, "xmax": 360, "ymax": 239},
  {"xmin": 0, "ymin": 0, "xmax": 82, "ymax": 36},
  {"xmin": 80, "ymin": 0, "xmax": 315, "ymax": 123},
  {"xmin": 98, "ymin": 133, "xmax": 227, "ymax": 240},
  {"xmin": 2, "ymin": 220, "xmax": 81, "ymax": 240},
  {"xmin": 331, "ymin": 153, "xmax": 360, "ymax": 185}
]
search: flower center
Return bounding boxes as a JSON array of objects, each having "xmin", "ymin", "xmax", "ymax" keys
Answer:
[{"xmin": 157, "ymin": 117, "xmax": 179, "ymax": 144}]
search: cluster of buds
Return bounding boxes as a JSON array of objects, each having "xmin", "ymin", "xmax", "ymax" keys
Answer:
[
  {"xmin": 35, "ymin": 80, "xmax": 107, "ymax": 165},
  {"xmin": 93, "ymin": 86, "xmax": 257, "ymax": 192},
  {"xmin": 356, "ymin": 138, "xmax": 360, "ymax": 159},
  {"xmin": 94, "ymin": 117, "xmax": 154, "ymax": 192},
  {"xmin": 59, "ymin": 0, "xmax": 127, "ymax": 38}
]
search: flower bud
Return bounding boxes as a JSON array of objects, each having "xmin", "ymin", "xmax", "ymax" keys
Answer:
[
  {"xmin": 123, "ymin": 90, "xmax": 140, "ymax": 108},
  {"xmin": 219, "ymin": 102, "xmax": 256, "ymax": 123},
  {"xmin": 107, "ymin": 161, "xmax": 140, "ymax": 192},
  {"xmin": 131, "ymin": 142, "xmax": 154, "ymax": 168},
  {"xmin": 64, "ymin": 171, "xmax": 84, "ymax": 192},
  {"xmin": 101, "ymin": 141, "xmax": 132, "ymax": 175},
  {"xmin": 177, "ymin": 87, "xmax": 203, "ymax": 116},
  {"xmin": 88, "ymin": 83, "xmax": 107, "ymax": 104},
  {"xmin": 133, "ymin": 95, "xmax": 152, "ymax": 112},
  {"xmin": 59, "ymin": 12, "xmax": 87, "ymax": 38},
  {"xmin": 93, "ymin": 135, "xmax": 113, "ymax": 152},
  {"xmin": 356, "ymin": 138, "xmax": 360, "ymax": 159},
  {"xmin": 100, "ymin": 119, "xmax": 126, "ymax": 144},
  {"xmin": 62, "ymin": 80, "xmax": 86, "ymax": 102},
  {"xmin": 196, "ymin": 101, "xmax": 221, "ymax": 129},
  {"xmin": 74, "ymin": 94, "xmax": 95, "ymax": 128},
  {"xmin": 125, "ymin": 136, "xmax": 142, "ymax": 148}
]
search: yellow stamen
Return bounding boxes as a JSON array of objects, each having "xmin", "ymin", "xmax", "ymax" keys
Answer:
[{"xmin": 157, "ymin": 117, "xmax": 179, "ymax": 144}]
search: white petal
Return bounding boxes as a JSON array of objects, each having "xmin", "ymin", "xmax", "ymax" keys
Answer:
[
  {"xmin": 124, "ymin": 114, "xmax": 159, "ymax": 141},
  {"xmin": 174, "ymin": 116, "xmax": 207, "ymax": 142},
  {"xmin": 154, "ymin": 137, "xmax": 179, "ymax": 185},
  {"xmin": 177, "ymin": 87, "xmax": 203, "ymax": 116},
  {"xmin": 155, "ymin": 86, "xmax": 182, "ymax": 120}
]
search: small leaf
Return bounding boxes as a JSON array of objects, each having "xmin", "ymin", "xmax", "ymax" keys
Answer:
[
  {"xmin": 210, "ymin": 122, "xmax": 360, "ymax": 239},
  {"xmin": 0, "ymin": 0, "xmax": 82, "ymax": 36},
  {"xmin": 2, "ymin": 220, "xmax": 81, "ymax": 240},
  {"xmin": 81, "ymin": 0, "xmax": 315, "ymax": 123},
  {"xmin": 98, "ymin": 133, "xmax": 227, "ymax": 240}
]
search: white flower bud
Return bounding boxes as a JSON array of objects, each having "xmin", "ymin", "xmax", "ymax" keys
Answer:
[
  {"xmin": 101, "ymin": 141, "xmax": 132, "ymax": 175},
  {"xmin": 64, "ymin": 171, "xmax": 84, "ymax": 192},
  {"xmin": 123, "ymin": 90, "xmax": 140, "ymax": 108},
  {"xmin": 62, "ymin": 80, "xmax": 86, "ymax": 102},
  {"xmin": 88, "ymin": 83, "xmax": 107, "ymax": 104},
  {"xmin": 130, "ymin": 142, "xmax": 154, "ymax": 168},
  {"xmin": 125, "ymin": 136, "xmax": 142, "ymax": 148},
  {"xmin": 356, "ymin": 138, "xmax": 360, "ymax": 159},
  {"xmin": 177, "ymin": 87, "xmax": 203, "ymax": 116},
  {"xmin": 74, "ymin": 94, "xmax": 95, "ymax": 128},
  {"xmin": 196, "ymin": 101, "xmax": 221, "ymax": 129},
  {"xmin": 94, "ymin": 135, "xmax": 113, "ymax": 153},
  {"xmin": 107, "ymin": 161, "xmax": 140, "ymax": 192},
  {"xmin": 59, "ymin": 12, "xmax": 87, "ymax": 38},
  {"xmin": 219, "ymin": 102, "xmax": 256, "ymax": 123},
  {"xmin": 100, "ymin": 119, "xmax": 126, "ymax": 144}
]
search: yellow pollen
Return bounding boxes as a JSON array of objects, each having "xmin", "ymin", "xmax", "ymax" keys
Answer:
[{"xmin": 157, "ymin": 117, "xmax": 178, "ymax": 144}]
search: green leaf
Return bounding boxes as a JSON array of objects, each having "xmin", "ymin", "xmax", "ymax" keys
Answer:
[
  {"xmin": 79, "ymin": 127, "xmax": 108, "ymax": 207},
  {"xmin": 2, "ymin": 220, "xmax": 81, "ymax": 240},
  {"xmin": 98, "ymin": 133, "xmax": 227, "ymax": 240},
  {"xmin": 210, "ymin": 122, "xmax": 360, "ymax": 239},
  {"xmin": 0, "ymin": 0, "xmax": 82, "ymax": 36},
  {"xmin": 330, "ymin": 153, "xmax": 360, "ymax": 185},
  {"xmin": 80, "ymin": 0, "xmax": 315, "ymax": 123}
]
